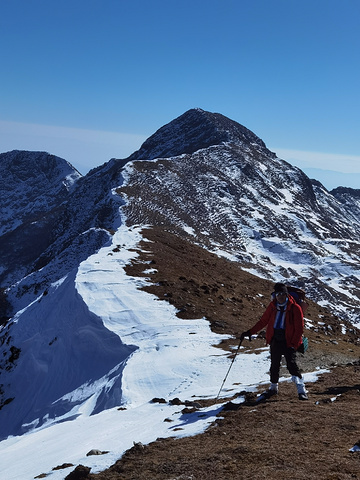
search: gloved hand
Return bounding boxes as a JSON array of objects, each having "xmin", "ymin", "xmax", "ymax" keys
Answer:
[{"xmin": 240, "ymin": 330, "xmax": 252, "ymax": 342}]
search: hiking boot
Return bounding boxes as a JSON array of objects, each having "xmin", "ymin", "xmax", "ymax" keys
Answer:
[
  {"xmin": 298, "ymin": 392, "xmax": 308, "ymax": 401},
  {"xmin": 256, "ymin": 388, "xmax": 278, "ymax": 403},
  {"xmin": 263, "ymin": 388, "xmax": 278, "ymax": 399}
]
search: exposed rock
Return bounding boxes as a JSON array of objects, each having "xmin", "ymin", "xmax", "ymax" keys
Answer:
[
  {"xmin": 151, "ymin": 397, "xmax": 167, "ymax": 403},
  {"xmin": 52, "ymin": 463, "xmax": 75, "ymax": 470},
  {"xmin": 65, "ymin": 464, "xmax": 91, "ymax": 480},
  {"xmin": 86, "ymin": 449, "xmax": 109, "ymax": 456}
]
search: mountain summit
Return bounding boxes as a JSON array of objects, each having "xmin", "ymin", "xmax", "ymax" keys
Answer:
[
  {"xmin": 120, "ymin": 112, "xmax": 360, "ymax": 320},
  {"xmin": 128, "ymin": 108, "xmax": 274, "ymax": 160}
]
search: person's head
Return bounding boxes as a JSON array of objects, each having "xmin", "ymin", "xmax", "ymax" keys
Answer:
[{"xmin": 274, "ymin": 283, "xmax": 288, "ymax": 303}]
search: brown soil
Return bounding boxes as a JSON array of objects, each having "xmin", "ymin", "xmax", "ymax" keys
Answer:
[{"xmin": 69, "ymin": 226, "xmax": 360, "ymax": 480}]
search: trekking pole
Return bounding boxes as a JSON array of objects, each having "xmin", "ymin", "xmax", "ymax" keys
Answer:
[{"xmin": 215, "ymin": 337, "xmax": 243, "ymax": 402}]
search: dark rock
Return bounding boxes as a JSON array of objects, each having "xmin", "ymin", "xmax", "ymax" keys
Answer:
[{"xmin": 64, "ymin": 464, "xmax": 91, "ymax": 480}]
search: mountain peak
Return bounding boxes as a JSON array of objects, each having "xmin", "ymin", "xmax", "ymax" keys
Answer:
[
  {"xmin": 0, "ymin": 150, "xmax": 82, "ymax": 238},
  {"xmin": 128, "ymin": 108, "xmax": 273, "ymax": 160}
]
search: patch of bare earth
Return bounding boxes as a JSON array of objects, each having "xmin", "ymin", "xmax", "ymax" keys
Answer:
[{"xmin": 73, "ymin": 226, "xmax": 360, "ymax": 480}]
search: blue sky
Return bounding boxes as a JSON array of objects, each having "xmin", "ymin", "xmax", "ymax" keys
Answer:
[{"xmin": 1, "ymin": 0, "xmax": 360, "ymax": 189}]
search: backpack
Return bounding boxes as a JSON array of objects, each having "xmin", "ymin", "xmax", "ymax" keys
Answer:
[
  {"xmin": 286, "ymin": 286, "xmax": 309, "ymax": 314},
  {"xmin": 287, "ymin": 285, "xmax": 308, "ymax": 353}
]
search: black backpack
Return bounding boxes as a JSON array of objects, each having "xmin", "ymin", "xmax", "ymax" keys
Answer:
[
  {"xmin": 287, "ymin": 286, "xmax": 308, "ymax": 353},
  {"xmin": 286, "ymin": 286, "xmax": 309, "ymax": 314}
]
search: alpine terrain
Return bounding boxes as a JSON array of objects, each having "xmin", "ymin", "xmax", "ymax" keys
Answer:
[{"xmin": 1, "ymin": 109, "xmax": 360, "ymax": 480}]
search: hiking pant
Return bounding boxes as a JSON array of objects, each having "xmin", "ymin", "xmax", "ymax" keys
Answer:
[{"xmin": 269, "ymin": 333, "xmax": 302, "ymax": 384}]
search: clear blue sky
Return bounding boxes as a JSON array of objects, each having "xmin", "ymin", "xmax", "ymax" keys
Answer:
[{"xmin": 1, "ymin": 0, "xmax": 360, "ymax": 189}]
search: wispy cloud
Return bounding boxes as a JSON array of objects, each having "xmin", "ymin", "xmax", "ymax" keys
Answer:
[
  {"xmin": 0, "ymin": 120, "xmax": 147, "ymax": 174},
  {"xmin": 269, "ymin": 147, "xmax": 360, "ymax": 190},
  {"xmin": 273, "ymin": 148, "xmax": 360, "ymax": 174}
]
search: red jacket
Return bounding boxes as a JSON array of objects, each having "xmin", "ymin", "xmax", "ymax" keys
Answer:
[{"xmin": 249, "ymin": 295, "xmax": 304, "ymax": 349}]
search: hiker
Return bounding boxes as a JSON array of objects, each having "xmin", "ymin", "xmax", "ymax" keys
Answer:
[{"xmin": 240, "ymin": 282, "xmax": 308, "ymax": 400}]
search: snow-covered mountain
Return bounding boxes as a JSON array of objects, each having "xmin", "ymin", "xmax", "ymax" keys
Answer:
[
  {"xmin": 1, "ymin": 108, "xmax": 360, "ymax": 478},
  {"xmin": 120, "ymin": 109, "xmax": 360, "ymax": 319},
  {"xmin": 0, "ymin": 152, "xmax": 129, "ymax": 316},
  {"xmin": 0, "ymin": 151, "xmax": 80, "ymax": 294}
]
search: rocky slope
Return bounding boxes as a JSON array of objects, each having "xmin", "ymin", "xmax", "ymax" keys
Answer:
[
  {"xmin": 118, "ymin": 109, "xmax": 360, "ymax": 322},
  {"xmin": 0, "ymin": 150, "xmax": 81, "ymax": 238},
  {"xmin": 0, "ymin": 151, "xmax": 81, "ymax": 301},
  {"xmin": 0, "ymin": 153, "xmax": 128, "ymax": 316}
]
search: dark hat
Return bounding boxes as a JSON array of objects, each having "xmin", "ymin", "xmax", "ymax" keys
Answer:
[{"xmin": 274, "ymin": 283, "xmax": 288, "ymax": 294}]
